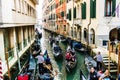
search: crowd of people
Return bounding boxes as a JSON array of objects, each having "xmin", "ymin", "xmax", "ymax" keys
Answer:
[{"xmin": 89, "ymin": 67, "xmax": 112, "ymax": 80}]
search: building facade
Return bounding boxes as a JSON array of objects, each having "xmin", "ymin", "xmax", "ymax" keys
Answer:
[
  {"xmin": 42, "ymin": 0, "xmax": 120, "ymax": 75},
  {"xmin": 0, "ymin": 0, "xmax": 38, "ymax": 78}
]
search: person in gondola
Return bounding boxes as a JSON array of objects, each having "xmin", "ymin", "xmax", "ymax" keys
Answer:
[
  {"xmin": 35, "ymin": 53, "xmax": 45, "ymax": 74},
  {"xmin": 66, "ymin": 52, "xmax": 72, "ymax": 66},
  {"xmin": 67, "ymin": 45, "xmax": 72, "ymax": 52},
  {"xmin": 70, "ymin": 50, "xmax": 76, "ymax": 62},
  {"xmin": 89, "ymin": 67, "xmax": 98, "ymax": 80}
]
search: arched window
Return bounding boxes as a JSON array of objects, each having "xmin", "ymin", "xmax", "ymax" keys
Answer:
[
  {"xmin": 90, "ymin": 28, "xmax": 95, "ymax": 44},
  {"xmin": 84, "ymin": 28, "xmax": 87, "ymax": 41}
]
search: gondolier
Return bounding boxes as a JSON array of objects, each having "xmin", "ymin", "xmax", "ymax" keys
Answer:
[{"xmin": 36, "ymin": 53, "xmax": 45, "ymax": 74}]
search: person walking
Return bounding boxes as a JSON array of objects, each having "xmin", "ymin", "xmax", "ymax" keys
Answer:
[
  {"xmin": 36, "ymin": 53, "xmax": 45, "ymax": 74},
  {"xmin": 89, "ymin": 67, "xmax": 98, "ymax": 80},
  {"xmin": 94, "ymin": 52, "xmax": 103, "ymax": 70}
]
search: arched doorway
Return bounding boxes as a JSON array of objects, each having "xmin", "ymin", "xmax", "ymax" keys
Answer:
[
  {"xmin": 84, "ymin": 28, "xmax": 88, "ymax": 42},
  {"xmin": 109, "ymin": 28, "xmax": 120, "ymax": 41},
  {"xmin": 74, "ymin": 27, "xmax": 77, "ymax": 38},
  {"xmin": 109, "ymin": 28, "xmax": 120, "ymax": 53},
  {"xmin": 90, "ymin": 28, "xmax": 95, "ymax": 44},
  {"xmin": 71, "ymin": 27, "xmax": 73, "ymax": 37},
  {"xmin": 77, "ymin": 27, "xmax": 81, "ymax": 41}
]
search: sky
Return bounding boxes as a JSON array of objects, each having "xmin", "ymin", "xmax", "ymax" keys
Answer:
[{"xmin": 36, "ymin": 0, "xmax": 43, "ymax": 22}]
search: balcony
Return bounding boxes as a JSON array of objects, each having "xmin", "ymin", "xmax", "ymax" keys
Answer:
[{"xmin": 74, "ymin": 18, "xmax": 82, "ymax": 26}]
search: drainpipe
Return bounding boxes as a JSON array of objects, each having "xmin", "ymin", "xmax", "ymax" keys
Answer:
[
  {"xmin": 87, "ymin": 14, "xmax": 91, "ymax": 53},
  {"xmin": 73, "ymin": 0, "xmax": 74, "ymax": 39}
]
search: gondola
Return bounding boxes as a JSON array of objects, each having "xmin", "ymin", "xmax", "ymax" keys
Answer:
[
  {"xmin": 48, "ymin": 36, "xmax": 55, "ymax": 47},
  {"xmin": 59, "ymin": 35, "xmax": 67, "ymax": 43},
  {"xmin": 37, "ymin": 50, "xmax": 54, "ymax": 80},
  {"xmin": 84, "ymin": 56, "xmax": 97, "ymax": 72},
  {"xmin": 73, "ymin": 41, "xmax": 87, "ymax": 53},
  {"xmin": 65, "ymin": 50, "xmax": 77, "ymax": 72},
  {"xmin": 52, "ymin": 44, "xmax": 62, "ymax": 59},
  {"xmin": 16, "ymin": 54, "xmax": 36, "ymax": 80}
]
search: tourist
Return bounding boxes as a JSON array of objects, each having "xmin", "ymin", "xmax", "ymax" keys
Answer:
[
  {"xmin": 118, "ymin": 73, "xmax": 120, "ymax": 80},
  {"xmin": 36, "ymin": 53, "xmax": 45, "ymax": 74},
  {"xmin": 99, "ymin": 69, "xmax": 111, "ymax": 80},
  {"xmin": 97, "ymin": 69, "xmax": 103, "ymax": 78},
  {"xmin": 67, "ymin": 45, "xmax": 71, "ymax": 52},
  {"xmin": 94, "ymin": 52, "xmax": 103, "ymax": 70},
  {"xmin": 89, "ymin": 67, "xmax": 98, "ymax": 80}
]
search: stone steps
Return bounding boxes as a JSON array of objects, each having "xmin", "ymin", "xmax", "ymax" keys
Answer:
[{"xmin": 102, "ymin": 56, "xmax": 117, "ymax": 73}]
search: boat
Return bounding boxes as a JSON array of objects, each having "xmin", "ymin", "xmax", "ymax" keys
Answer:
[
  {"xmin": 65, "ymin": 50, "xmax": 77, "ymax": 72},
  {"xmin": 37, "ymin": 50, "xmax": 54, "ymax": 80},
  {"xmin": 59, "ymin": 35, "xmax": 67, "ymax": 43},
  {"xmin": 73, "ymin": 41, "xmax": 87, "ymax": 53},
  {"xmin": 48, "ymin": 36, "xmax": 55, "ymax": 47},
  {"xmin": 16, "ymin": 54, "xmax": 36, "ymax": 80},
  {"xmin": 52, "ymin": 44, "xmax": 62, "ymax": 59},
  {"xmin": 84, "ymin": 56, "xmax": 97, "ymax": 72}
]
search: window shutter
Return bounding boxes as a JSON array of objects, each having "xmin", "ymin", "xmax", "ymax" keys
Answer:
[
  {"xmin": 73, "ymin": 7, "xmax": 76, "ymax": 18},
  {"xmin": 84, "ymin": 2, "xmax": 86, "ymax": 19},
  {"xmin": 112, "ymin": 0, "xmax": 116, "ymax": 17},
  {"xmin": 90, "ymin": 0, "xmax": 93, "ymax": 18},
  {"xmin": 81, "ymin": 3, "xmax": 83, "ymax": 19},
  {"xmin": 82, "ymin": 3, "xmax": 86, "ymax": 19},
  {"xmin": 69, "ymin": 9, "xmax": 71, "ymax": 20},
  {"xmin": 93, "ymin": 0, "xmax": 96, "ymax": 18}
]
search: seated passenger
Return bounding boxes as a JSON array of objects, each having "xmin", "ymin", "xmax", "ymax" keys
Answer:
[{"xmin": 65, "ymin": 52, "xmax": 71, "ymax": 61}]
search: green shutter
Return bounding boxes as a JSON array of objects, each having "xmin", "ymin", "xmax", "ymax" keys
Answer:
[
  {"xmin": 112, "ymin": 0, "xmax": 116, "ymax": 17},
  {"xmin": 69, "ymin": 9, "xmax": 71, "ymax": 20},
  {"xmin": 84, "ymin": 2, "xmax": 86, "ymax": 19},
  {"xmin": 73, "ymin": 7, "xmax": 76, "ymax": 18},
  {"xmin": 93, "ymin": 0, "xmax": 96, "ymax": 18},
  {"xmin": 81, "ymin": 3, "xmax": 83, "ymax": 19},
  {"xmin": 90, "ymin": 0, "xmax": 93, "ymax": 18},
  {"xmin": 104, "ymin": 0, "xmax": 106, "ymax": 16},
  {"xmin": 82, "ymin": 2, "xmax": 86, "ymax": 19},
  {"xmin": 61, "ymin": 11, "xmax": 64, "ymax": 17},
  {"xmin": 82, "ymin": 3, "xmax": 85, "ymax": 19}
]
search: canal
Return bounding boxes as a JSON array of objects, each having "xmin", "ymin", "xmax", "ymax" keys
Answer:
[{"xmin": 40, "ymin": 29, "xmax": 89, "ymax": 80}]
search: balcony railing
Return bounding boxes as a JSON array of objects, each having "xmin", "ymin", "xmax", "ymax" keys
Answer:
[
  {"xmin": 74, "ymin": 18, "xmax": 82, "ymax": 26},
  {"xmin": 17, "ymin": 42, "xmax": 22, "ymax": 52},
  {"xmin": 7, "ymin": 47, "xmax": 14, "ymax": 60},
  {"xmin": 23, "ymin": 39, "xmax": 27, "ymax": 47}
]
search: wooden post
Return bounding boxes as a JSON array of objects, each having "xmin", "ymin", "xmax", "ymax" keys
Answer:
[
  {"xmin": 108, "ymin": 40, "xmax": 110, "ymax": 72},
  {"xmin": 118, "ymin": 43, "xmax": 120, "ymax": 76},
  {"xmin": 5, "ymin": 50, "xmax": 11, "ymax": 80}
]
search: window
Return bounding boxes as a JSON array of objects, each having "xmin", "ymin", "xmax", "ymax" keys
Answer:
[
  {"xmin": 81, "ymin": 2, "xmax": 86, "ymax": 19},
  {"xmin": 90, "ymin": 0, "xmax": 96, "ymax": 18},
  {"xmin": 105, "ymin": 0, "xmax": 116, "ymax": 17},
  {"xmin": 61, "ymin": 11, "xmax": 64, "ymax": 17},
  {"xmin": 4, "ymin": 28, "xmax": 14, "ymax": 59},
  {"xmin": 66, "ymin": 13, "xmax": 69, "ymax": 19},
  {"xmin": 64, "ymin": 25, "xmax": 66, "ymax": 31},
  {"xmin": 73, "ymin": 7, "xmax": 76, "ymax": 18},
  {"xmin": 69, "ymin": 9, "xmax": 71, "ymax": 20}
]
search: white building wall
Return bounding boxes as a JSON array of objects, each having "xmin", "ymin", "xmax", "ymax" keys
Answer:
[{"xmin": 1, "ymin": 0, "xmax": 36, "ymax": 27}]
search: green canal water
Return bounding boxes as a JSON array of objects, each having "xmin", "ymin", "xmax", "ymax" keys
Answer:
[{"xmin": 43, "ymin": 29, "xmax": 89, "ymax": 80}]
